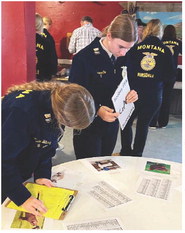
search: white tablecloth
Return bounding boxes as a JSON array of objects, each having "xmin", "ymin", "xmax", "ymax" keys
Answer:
[{"xmin": 2, "ymin": 156, "xmax": 182, "ymax": 230}]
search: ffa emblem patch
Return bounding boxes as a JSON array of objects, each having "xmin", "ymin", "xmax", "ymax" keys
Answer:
[{"xmin": 141, "ymin": 52, "xmax": 157, "ymax": 71}]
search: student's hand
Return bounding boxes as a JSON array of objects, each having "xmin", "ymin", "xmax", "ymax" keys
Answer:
[
  {"xmin": 97, "ymin": 106, "xmax": 119, "ymax": 122},
  {"xmin": 24, "ymin": 213, "xmax": 38, "ymax": 226},
  {"xmin": 21, "ymin": 196, "xmax": 47, "ymax": 216},
  {"xmin": 35, "ymin": 178, "xmax": 54, "ymax": 187},
  {"xmin": 125, "ymin": 90, "xmax": 138, "ymax": 103}
]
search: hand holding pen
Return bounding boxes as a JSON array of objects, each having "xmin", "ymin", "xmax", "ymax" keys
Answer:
[{"xmin": 21, "ymin": 194, "xmax": 47, "ymax": 216}]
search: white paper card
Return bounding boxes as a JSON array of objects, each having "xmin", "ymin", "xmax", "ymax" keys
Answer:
[{"xmin": 112, "ymin": 66, "xmax": 135, "ymax": 130}]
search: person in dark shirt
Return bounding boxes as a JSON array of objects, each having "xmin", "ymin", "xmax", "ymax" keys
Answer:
[
  {"xmin": 36, "ymin": 13, "xmax": 56, "ymax": 81},
  {"xmin": 2, "ymin": 81, "xmax": 95, "ymax": 215},
  {"xmin": 69, "ymin": 14, "xmax": 138, "ymax": 159},
  {"xmin": 43, "ymin": 16, "xmax": 58, "ymax": 76},
  {"xmin": 135, "ymin": 18, "xmax": 146, "ymax": 43},
  {"xmin": 150, "ymin": 24, "xmax": 182, "ymax": 128},
  {"xmin": 120, "ymin": 19, "xmax": 175, "ymax": 157}
]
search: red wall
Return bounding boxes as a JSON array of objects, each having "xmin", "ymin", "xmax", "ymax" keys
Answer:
[
  {"xmin": 2, "ymin": 2, "xmax": 35, "ymax": 95},
  {"xmin": 2, "ymin": 1, "xmax": 182, "ymax": 95},
  {"xmin": 36, "ymin": 1, "xmax": 123, "ymax": 58}
]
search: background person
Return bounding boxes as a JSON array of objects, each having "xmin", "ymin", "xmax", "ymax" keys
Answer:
[
  {"xmin": 150, "ymin": 24, "xmax": 182, "ymax": 128},
  {"xmin": 120, "ymin": 19, "xmax": 175, "ymax": 157},
  {"xmin": 69, "ymin": 14, "xmax": 138, "ymax": 159},
  {"xmin": 36, "ymin": 13, "xmax": 56, "ymax": 81},
  {"xmin": 68, "ymin": 16, "xmax": 102, "ymax": 55},
  {"xmin": 42, "ymin": 16, "xmax": 58, "ymax": 77},
  {"xmin": 2, "ymin": 81, "xmax": 95, "ymax": 215},
  {"xmin": 135, "ymin": 18, "xmax": 146, "ymax": 43}
]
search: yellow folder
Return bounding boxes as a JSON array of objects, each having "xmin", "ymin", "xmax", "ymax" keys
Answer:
[{"xmin": 6, "ymin": 182, "xmax": 78, "ymax": 220}]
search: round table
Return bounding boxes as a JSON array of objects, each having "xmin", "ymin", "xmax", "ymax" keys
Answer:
[{"xmin": 2, "ymin": 156, "xmax": 182, "ymax": 230}]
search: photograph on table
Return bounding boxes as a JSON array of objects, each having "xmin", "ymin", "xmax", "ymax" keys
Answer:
[
  {"xmin": 11, "ymin": 210, "xmax": 45, "ymax": 229},
  {"xmin": 90, "ymin": 159, "xmax": 121, "ymax": 172},
  {"xmin": 51, "ymin": 171, "xmax": 65, "ymax": 183},
  {"xmin": 145, "ymin": 161, "xmax": 171, "ymax": 174}
]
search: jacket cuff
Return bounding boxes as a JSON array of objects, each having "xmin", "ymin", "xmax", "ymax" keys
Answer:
[
  {"xmin": 95, "ymin": 103, "xmax": 101, "ymax": 117},
  {"xmin": 8, "ymin": 183, "xmax": 31, "ymax": 206}
]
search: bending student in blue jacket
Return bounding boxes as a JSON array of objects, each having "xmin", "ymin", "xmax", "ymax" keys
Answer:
[{"xmin": 2, "ymin": 81, "xmax": 95, "ymax": 215}]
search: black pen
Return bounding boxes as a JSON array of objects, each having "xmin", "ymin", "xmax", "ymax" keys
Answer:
[
  {"xmin": 35, "ymin": 192, "xmax": 40, "ymax": 212},
  {"xmin": 37, "ymin": 192, "xmax": 40, "ymax": 200}
]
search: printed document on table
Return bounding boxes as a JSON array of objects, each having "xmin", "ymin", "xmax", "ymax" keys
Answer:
[
  {"xmin": 89, "ymin": 181, "xmax": 132, "ymax": 208},
  {"xmin": 65, "ymin": 218, "xmax": 123, "ymax": 230},
  {"xmin": 112, "ymin": 66, "xmax": 135, "ymax": 130},
  {"xmin": 136, "ymin": 176, "xmax": 172, "ymax": 200}
]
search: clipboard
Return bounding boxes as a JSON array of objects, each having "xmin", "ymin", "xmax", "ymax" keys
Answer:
[{"xmin": 5, "ymin": 182, "xmax": 78, "ymax": 220}]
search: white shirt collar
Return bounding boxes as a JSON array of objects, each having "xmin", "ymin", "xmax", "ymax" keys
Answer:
[{"xmin": 99, "ymin": 37, "xmax": 113, "ymax": 58}]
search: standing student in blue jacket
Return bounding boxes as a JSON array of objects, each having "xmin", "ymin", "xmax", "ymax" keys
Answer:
[
  {"xmin": 2, "ymin": 81, "xmax": 95, "ymax": 215},
  {"xmin": 43, "ymin": 16, "xmax": 58, "ymax": 76},
  {"xmin": 36, "ymin": 13, "xmax": 57, "ymax": 81},
  {"xmin": 69, "ymin": 14, "xmax": 138, "ymax": 159},
  {"xmin": 150, "ymin": 24, "xmax": 182, "ymax": 128},
  {"xmin": 120, "ymin": 19, "xmax": 175, "ymax": 157}
]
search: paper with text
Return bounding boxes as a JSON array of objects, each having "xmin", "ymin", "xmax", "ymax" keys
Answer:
[
  {"xmin": 112, "ymin": 66, "xmax": 135, "ymax": 130},
  {"xmin": 136, "ymin": 176, "xmax": 172, "ymax": 200},
  {"xmin": 89, "ymin": 181, "xmax": 132, "ymax": 208},
  {"xmin": 65, "ymin": 218, "xmax": 123, "ymax": 230}
]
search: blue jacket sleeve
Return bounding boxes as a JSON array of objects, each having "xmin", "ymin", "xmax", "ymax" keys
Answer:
[
  {"xmin": 33, "ymin": 148, "xmax": 55, "ymax": 181},
  {"xmin": 162, "ymin": 47, "xmax": 176, "ymax": 84},
  {"xmin": 2, "ymin": 108, "xmax": 32, "ymax": 206},
  {"xmin": 69, "ymin": 54, "xmax": 100, "ymax": 111},
  {"xmin": 69, "ymin": 54, "xmax": 89, "ymax": 87}
]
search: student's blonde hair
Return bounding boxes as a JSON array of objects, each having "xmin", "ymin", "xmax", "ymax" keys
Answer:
[
  {"xmin": 43, "ymin": 17, "xmax": 52, "ymax": 26},
  {"xmin": 6, "ymin": 81, "xmax": 95, "ymax": 130},
  {"xmin": 105, "ymin": 14, "xmax": 138, "ymax": 42},
  {"xmin": 142, "ymin": 19, "xmax": 163, "ymax": 40},
  {"xmin": 35, "ymin": 13, "xmax": 43, "ymax": 34}
]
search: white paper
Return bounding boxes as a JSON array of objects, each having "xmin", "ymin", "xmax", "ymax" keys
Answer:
[
  {"xmin": 112, "ymin": 66, "xmax": 135, "ymax": 130},
  {"xmin": 65, "ymin": 218, "xmax": 123, "ymax": 230},
  {"xmin": 89, "ymin": 181, "xmax": 132, "ymax": 208},
  {"xmin": 137, "ymin": 176, "xmax": 172, "ymax": 200},
  {"xmin": 51, "ymin": 168, "xmax": 84, "ymax": 190}
]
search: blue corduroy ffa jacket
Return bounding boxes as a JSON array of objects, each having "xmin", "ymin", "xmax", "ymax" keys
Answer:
[
  {"xmin": 125, "ymin": 36, "xmax": 176, "ymax": 99},
  {"xmin": 2, "ymin": 90, "xmax": 61, "ymax": 206},
  {"xmin": 69, "ymin": 37, "xmax": 126, "ymax": 112}
]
